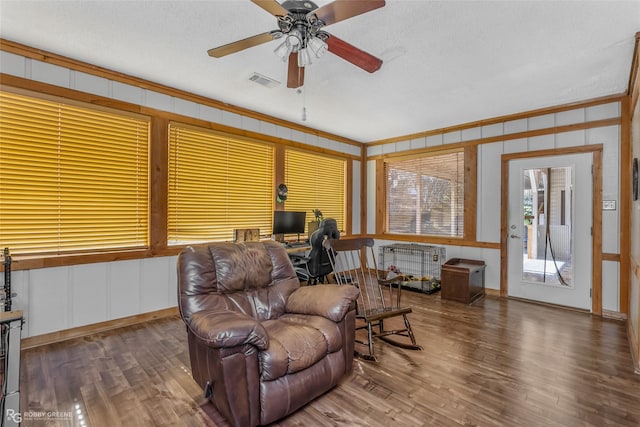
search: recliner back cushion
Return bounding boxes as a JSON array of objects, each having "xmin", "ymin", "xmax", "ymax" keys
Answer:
[
  {"xmin": 178, "ymin": 241, "xmax": 299, "ymax": 323},
  {"xmin": 211, "ymin": 242, "xmax": 273, "ymax": 292}
]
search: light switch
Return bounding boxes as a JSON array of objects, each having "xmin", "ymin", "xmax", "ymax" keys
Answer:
[{"xmin": 602, "ymin": 200, "xmax": 616, "ymax": 210}]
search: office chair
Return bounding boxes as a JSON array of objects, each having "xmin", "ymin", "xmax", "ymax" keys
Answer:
[{"xmin": 293, "ymin": 218, "xmax": 340, "ymax": 285}]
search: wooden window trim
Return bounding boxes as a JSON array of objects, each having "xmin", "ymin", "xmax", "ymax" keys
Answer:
[
  {"xmin": 0, "ymin": 78, "xmax": 357, "ymax": 271},
  {"xmin": 283, "ymin": 148, "xmax": 347, "ymax": 235},
  {"xmin": 1, "ymin": 89, "xmax": 150, "ymax": 257},
  {"xmin": 167, "ymin": 122, "xmax": 275, "ymax": 244},
  {"xmin": 380, "ymin": 148, "xmax": 470, "ymax": 241}
]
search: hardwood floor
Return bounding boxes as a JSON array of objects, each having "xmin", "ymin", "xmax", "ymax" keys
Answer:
[{"xmin": 19, "ymin": 292, "xmax": 640, "ymax": 426}]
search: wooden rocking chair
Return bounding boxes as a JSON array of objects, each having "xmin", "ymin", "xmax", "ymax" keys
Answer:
[{"xmin": 323, "ymin": 237, "xmax": 422, "ymax": 361}]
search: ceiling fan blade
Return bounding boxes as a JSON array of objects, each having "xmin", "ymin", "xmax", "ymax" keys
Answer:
[
  {"xmin": 208, "ymin": 32, "xmax": 276, "ymax": 58},
  {"xmin": 287, "ymin": 53, "xmax": 305, "ymax": 88},
  {"xmin": 326, "ymin": 34, "xmax": 382, "ymax": 73},
  {"xmin": 310, "ymin": 0, "xmax": 385, "ymax": 26},
  {"xmin": 251, "ymin": 0, "xmax": 289, "ymax": 17}
]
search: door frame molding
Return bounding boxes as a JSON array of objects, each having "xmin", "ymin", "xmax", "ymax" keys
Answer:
[{"xmin": 500, "ymin": 144, "xmax": 603, "ymax": 315}]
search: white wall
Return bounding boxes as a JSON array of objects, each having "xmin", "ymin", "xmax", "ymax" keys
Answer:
[
  {"xmin": 0, "ymin": 51, "xmax": 361, "ymax": 338},
  {"xmin": 0, "ymin": 51, "xmax": 361, "ymax": 158},
  {"xmin": 6, "ymin": 257, "xmax": 177, "ymax": 338},
  {"xmin": 0, "ymin": 50, "xmax": 625, "ymax": 334},
  {"xmin": 351, "ymin": 160, "xmax": 361, "ymax": 234},
  {"xmin": 366, "ymin": 159, "xmax": 377, "ymax": 234},
  {"xmin": 367, "ymin": 102, "xmax": 623, "ymax": 311},
  {"xmin": 372, "ymin": 240, "xmax": 501, "ymax": 291}
]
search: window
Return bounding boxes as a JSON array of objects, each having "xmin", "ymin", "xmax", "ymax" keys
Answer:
[
  {"xmin": 284, "ymin": 149, "xmax": 346, "ymax": 232},
  {"xmin": 168, "ymin": 124, "xmax": 274, "ymax": 243},
  {"xmin": 0, "ymin": 90, "xmax": 150, "ymax": 255},
  {"xmin": 385, "ymin": 150, "xmax": 464, "ymax": 237}
]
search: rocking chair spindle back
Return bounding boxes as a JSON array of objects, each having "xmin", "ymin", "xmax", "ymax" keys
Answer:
[{"xmin": 323, "ymin": 237, "xmax": 422, "ymax": 361}]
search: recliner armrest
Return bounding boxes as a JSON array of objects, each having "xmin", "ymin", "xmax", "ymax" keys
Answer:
[
  {"xmin": 188, "ymin": 310, "xmax": 269, "ymax": 350},
  {"xmin": 285, "ymin": 284, "xmax": 359, "ymax": 322}
]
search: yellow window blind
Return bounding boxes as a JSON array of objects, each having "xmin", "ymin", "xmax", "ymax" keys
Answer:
[
  {"xmin": 0, "ymin": 90, "xmax": 150, "ymax": 255},
  {"xmin": 284, "ymin": 149, "xmax": 346, "ymax": 232},
  {"xmin": 168, "ymin": 124, "xmax": 274, "ymax": 243},
  {"xmin": 384, "ymin": 151, "xmax": 464, "ymax": 237}
]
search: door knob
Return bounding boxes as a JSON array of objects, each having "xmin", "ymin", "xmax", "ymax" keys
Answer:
[{"xmin": 510, "ymin": 234, "xmax": 521, "ymax": 239}]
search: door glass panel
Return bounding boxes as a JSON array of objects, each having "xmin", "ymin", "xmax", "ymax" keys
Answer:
[{"xmin": 522, "ymin": 167, "xmax": 573, "ymax": 287}]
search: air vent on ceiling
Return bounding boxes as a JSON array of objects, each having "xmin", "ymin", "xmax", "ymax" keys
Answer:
[{"xmin": 249, "ymin": 72, "xmax": 280, "ymax": 88}]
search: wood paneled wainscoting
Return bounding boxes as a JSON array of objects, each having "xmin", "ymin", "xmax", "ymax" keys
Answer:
[{"xmin": 20, "ymin": 292, "xmax": 640, "ymax": 426}]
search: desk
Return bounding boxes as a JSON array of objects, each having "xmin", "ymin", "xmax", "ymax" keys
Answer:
[
  {"xmin": 283, "ymin": 245, "xmax": 311, "ymax": 273},
  {"xmin": 284, "ymin": 245, "xmax": 311, "ymax": 254},
  {"xmin": 258, "ymin": 239, "xmax": 310, "ymax": 253}
]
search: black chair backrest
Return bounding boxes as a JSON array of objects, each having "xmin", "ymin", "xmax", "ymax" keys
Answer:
[{"xmin": 307, "ymin": 218, "xmax": 340, "ymax": 278}]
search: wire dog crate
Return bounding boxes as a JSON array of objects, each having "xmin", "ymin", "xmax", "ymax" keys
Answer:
[{"xmin": 378, "ymin": 243, "xmax": 445, "ymax": 294}]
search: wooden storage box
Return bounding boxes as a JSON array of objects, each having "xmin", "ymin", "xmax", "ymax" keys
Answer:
[{"xmin": 441, "ymin": 258, "xmax": 486, "ymax": 304}]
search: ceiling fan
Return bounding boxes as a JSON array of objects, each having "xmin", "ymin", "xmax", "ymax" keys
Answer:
[{"xmin": 207, "ymin": 0, "xmax": 385, "ymax": 88}]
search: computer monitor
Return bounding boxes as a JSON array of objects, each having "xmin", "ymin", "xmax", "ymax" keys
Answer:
[{"xmin": 272, "ymin": 211, "xmax": 306, "ymax": 241}]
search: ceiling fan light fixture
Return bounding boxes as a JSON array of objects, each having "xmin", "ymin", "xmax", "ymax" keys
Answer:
[
  {"xmin": 274, "ymin": 40, "xmax": 292, "ymax": 61},
  {"xmin": 207, "ymin": 0, "xmax": 385, "ymax": 89},
  {"xmin": 307, "ymin": 36, "xmax": 327, "ymax": 58},
  {"xmin": 286, "ymin": 29, "xmax": 303, "ymax": 49},
  {"xmin": 298, "ymin": 47, "xmax": 313, "ymax": 67}
]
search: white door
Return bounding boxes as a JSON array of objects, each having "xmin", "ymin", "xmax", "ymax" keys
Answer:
[{"xmin": 507, "ymin": 153, "xmax": 592, "ymax": 310}]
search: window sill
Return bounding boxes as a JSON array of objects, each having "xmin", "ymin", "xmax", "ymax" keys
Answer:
[
  {"xmin": 376, "ymin": 233, "xmax": 499, "ymax": 249},
  {"xmin": 1, "ymin": 247, "xmax": 183, "ymax": 271}
]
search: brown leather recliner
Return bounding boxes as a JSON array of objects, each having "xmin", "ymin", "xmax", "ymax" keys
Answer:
[{"xmin": 177, "ymin": 241, "xmax": 359, "ymax": 427}]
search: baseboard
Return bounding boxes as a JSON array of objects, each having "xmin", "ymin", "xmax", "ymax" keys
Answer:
[
  {"xmin": 507, "ymin": 296, "xmax": 592, "ymax": 315},
  {"xmin": 484, "ymin": 288, "xmax": 500, "ymax": 297},
  {"xmin": 628, "ymin": 320, "xmax": 640, "ymax": 374},
  {"xmin": 602, "ymin": 310, "xmax": 628, "ymax": 321},
  {"xmin": 21, "ymin": 307, "xmax": 179, "ymax": 350}
]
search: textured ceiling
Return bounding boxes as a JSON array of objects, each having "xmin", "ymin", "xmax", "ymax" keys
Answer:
[{"xmin": 1, "ymin": 0, "xmax": 638, "ymax": 143}]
